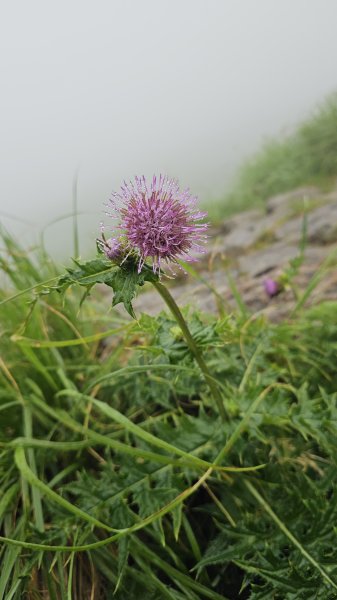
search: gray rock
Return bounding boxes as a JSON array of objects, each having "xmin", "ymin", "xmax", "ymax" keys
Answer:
[
  {"xmin": 219, "ymin": 209, "xmax": 263, "ymax": 235},
  {"xmin": 215, "ymin": 210, "xmax": 277, "ymax": 256},
  {"xmin": 273, "ymin": 214, "xmax": 305, "ymax": 245},
  {"xmin": 307, "ymin": 202, "xmax": 337, "ymax": 244},
  {"xmin": 266, "ymin": 186, "xmax": 320, "ymax": 214},
  {"xmin": 239, "ymin": 243, "xmax": 300, "ymax": 277}
]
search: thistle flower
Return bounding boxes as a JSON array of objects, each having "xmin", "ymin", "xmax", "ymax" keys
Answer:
[{"xmin": 104, "ymin": 175, "xmax": 208, "ymax": 275}]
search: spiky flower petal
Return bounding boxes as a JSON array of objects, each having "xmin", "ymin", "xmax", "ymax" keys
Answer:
[{"xmin": 104, "ymin": 175, "xmax": 208, "ymax": 274}]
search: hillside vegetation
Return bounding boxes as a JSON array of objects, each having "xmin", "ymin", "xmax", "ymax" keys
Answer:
[
  {"xmin": 0, "ymin": 96, "xmax": 337, "ymax": 599},
  {"xmin": 207, "ymin": 93, "xmax": 337, "ymax": 221}
]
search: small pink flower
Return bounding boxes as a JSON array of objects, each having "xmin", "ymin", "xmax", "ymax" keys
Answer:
[
  {"xmin": 104, "ymin": 175, "xmax": 208, "ymax": 275},
  {"xmin": 264, "ymin": 278, "xmax": 280, "ymax": 297}
]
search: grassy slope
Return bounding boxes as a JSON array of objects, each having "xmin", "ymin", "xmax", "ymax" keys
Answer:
[
  {"xmin": 1, "ymin": 97, "xmax": 337, "ymax": 598},
  {"xmin": 0, "ymin": 222, "xmax": 337, "ymax": 599},
  {"xmin": 206, "ymin": 93, "xmax": 337, "ymax": 222}
]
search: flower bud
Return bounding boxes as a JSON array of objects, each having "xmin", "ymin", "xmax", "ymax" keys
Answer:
[
  {"xmin": 104, "ymin": 238, "xmax": 123, "ymax": 261},
  {"xmin": 264, "ymin": 278, "xmax": 280, "ymax": 298}
]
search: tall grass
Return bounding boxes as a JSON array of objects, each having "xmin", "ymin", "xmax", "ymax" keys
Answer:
[
  {"xmin": 207, "ymin": 93, "xmax": 337, "ymax": 221},
  {"xmin": 0, "ymin": 226, "xmax": 337, "ymax": 598}
]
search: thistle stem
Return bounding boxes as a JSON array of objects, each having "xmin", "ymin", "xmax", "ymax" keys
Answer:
[{"xmin": 152, "ymin": 281, "xmax": 228, "ymax": 422}]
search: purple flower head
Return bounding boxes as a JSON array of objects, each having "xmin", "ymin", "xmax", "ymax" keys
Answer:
[
  {"xmin": 264, "ymin": 278, "xmax": 280, "ymax": 298},
  {"xmin": 105, "ymin": 175, "xmax": 208, "ymax": 275}
]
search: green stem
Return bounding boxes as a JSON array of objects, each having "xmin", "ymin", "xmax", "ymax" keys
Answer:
[
  {"xmin": 152, "ymin": 281, "xmax": 227, "ymax": 421},
  {"xmin": 22, "ymin": 406, "xmax": 44, "ymax": 532}
]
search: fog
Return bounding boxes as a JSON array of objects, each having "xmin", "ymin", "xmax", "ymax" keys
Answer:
[{"xmin": 1, "ymin": 0, "xmax": 337, "ymax": 258}]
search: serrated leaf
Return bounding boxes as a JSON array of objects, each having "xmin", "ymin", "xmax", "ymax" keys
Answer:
[
  {"xmin": 113, "ymin": 502, "xmax": 133, "ymax": 594},
  {"xmin": 109, "ymin": 267, "xmax": 141, "ymax": 318},
  {"xmin": 49, "ymin": 256, "xmax": 159, "ymax": 318},
  {"xmin": 115, "ymin": 537, "xmax": 129, "ymax": 594},
  {"xmin": 133, "ymin": 485, "xmax": 176, "ymax": 547},
  {"xmin": 109, "ymin": 263, "xmax": 159, "ymax": 318},
  {"xmin": 55, "ymin": 257, "xmax": 118, "ymax": 293},
  {"xmin": 192, "ymin": 532, "xmax": 256, "ymax": 573}
]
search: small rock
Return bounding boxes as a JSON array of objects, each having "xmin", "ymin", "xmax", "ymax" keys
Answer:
[
  {"xmin": 218, "ymin": 210, "xmax": 276, "ymax": 255},
  {"xmin": 266, "ymin": 187, "xmax": 320, "ymax": 214},
  {"xmin": 220, "ymin": 209, "xmax": 263, "ymax": 234},
  {"xmin": 307, "ymin": 203, "xmax": 337, "ymax": 244},
  {"xmin": 239, "ymin": 243, "xmax": 299, "ymax": 277}
]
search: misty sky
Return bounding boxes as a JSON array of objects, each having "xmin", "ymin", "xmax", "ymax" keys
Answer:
[{"xmin": 1, "ymin": 0, "xmax": 337, "ymax": 257}]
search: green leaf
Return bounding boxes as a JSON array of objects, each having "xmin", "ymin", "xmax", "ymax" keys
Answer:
[
  {"xmin": 110, "ymin": 262, "xmax": 159, "ymax": 318},
  {"xmin": 14, "ymin": 446, "xmax": 116, "ymax": 533},
  {"xmin": 109, "ymin": 267, "xmax": 140, "ymax": 318},
  {"xmin": 171, "ymin": 503, "xmax": 183, "ymax": 541},
  {"xmin": 90, "ymin": 398, "xmax": 223, "ymax": 471},
  {"xmin": 56, "ymin": 257, "xmax": 117, "ymax": 291},
  {"xmin": 52, "ymin": 256, "xmax": 158, "ymax": 318},
  {"xmin": 192, "ymin": 532, "xmax": 255, "ymax": 572},
  {"xmin": 133, "ymin": 485, "xmax": 175, "ymax": 546}
]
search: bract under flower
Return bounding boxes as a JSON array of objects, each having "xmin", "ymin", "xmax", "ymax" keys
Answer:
[{"xmin": 104, "ymin": 237, "xmax": 123, "ymax": 260}]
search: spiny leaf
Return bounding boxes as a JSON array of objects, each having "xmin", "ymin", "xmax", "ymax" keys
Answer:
[
  {"xmin": 49, "ymin": 256, "xmax": 158, "ymax": 318},
  {"xmin": 55, "ymin": 257, "xmax": 118, "ymax": 292}
]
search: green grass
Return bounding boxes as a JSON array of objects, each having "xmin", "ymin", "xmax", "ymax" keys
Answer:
[
  {"xmin": 1, "ymin": 226, "xmax": 337, "ymax": 599},
  {"xmin": 206, "ymin": 93, "xmax": 337, "ymax": 222}
]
